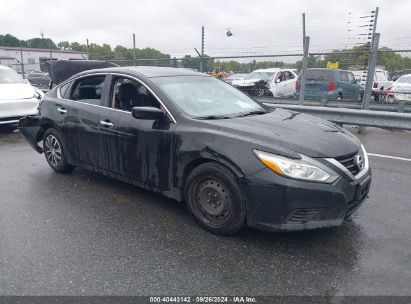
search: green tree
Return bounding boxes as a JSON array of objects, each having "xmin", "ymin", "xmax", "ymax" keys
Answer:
[
  {"xmin": 0, "ymin": 34, "xmax": 26, "ymax": 47},
  {"xmin": 26, "ymin": 38, "xmax": 57, "ymax": 49}
]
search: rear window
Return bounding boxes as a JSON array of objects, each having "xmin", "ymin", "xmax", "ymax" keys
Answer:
[{"xmin": 303, "ymin": 70, "xmax": 333, "ymax": 81}]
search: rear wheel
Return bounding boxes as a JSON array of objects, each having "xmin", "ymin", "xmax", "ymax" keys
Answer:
[
  {"xmin": 43, "ymin": 128, "xmax": 73, "ymax": 173},
  {"xmin": 185, "ymin": 162, "xmax": 246, "ymax": 235}
]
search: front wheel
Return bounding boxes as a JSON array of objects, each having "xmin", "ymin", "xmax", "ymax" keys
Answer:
[
  {"xmin": 43, "ymin": 128, "xmax": 73, "ymax": 173},
  {"xmin": 185, "ymin": 162, "xmax": 246, "ymax": 235}
]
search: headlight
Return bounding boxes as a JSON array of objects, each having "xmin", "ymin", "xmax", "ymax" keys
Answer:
[{"xmin": 254, "ymin": 150, "xmax": 338, "ymax": 183}]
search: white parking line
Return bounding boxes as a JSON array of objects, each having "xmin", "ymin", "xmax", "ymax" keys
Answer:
[{"xmin": 368, "ymin": 153, "xmax": 411, "ymax": 162}]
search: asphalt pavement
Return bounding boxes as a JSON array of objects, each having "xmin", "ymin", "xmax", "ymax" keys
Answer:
[{"xmin": 0, "ymin": 126, "xmax": 410, "ymax": 296}]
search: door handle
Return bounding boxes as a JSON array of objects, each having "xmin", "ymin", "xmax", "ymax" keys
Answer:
[
  {"xmin": 57, "ymin": 107, "xmax": 67, "ymax": 114},
  {"xmin": 99, "ymin": 120, "xmax": 114, "ymax": 128}
]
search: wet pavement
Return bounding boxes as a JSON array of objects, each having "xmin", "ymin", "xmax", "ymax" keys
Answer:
[{"xmin": 0, "ymin": 127, "xmax": 410, "ymax": 296}]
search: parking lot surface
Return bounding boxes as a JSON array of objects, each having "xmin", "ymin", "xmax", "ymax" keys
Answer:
[{"xmin": 0, "ymin": 127, "xmax": 410, "ymax": 296}]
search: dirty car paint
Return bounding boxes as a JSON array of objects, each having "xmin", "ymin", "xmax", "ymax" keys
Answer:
[{"xmin": 18, "ymin": 66, "xmax": 370, "ymax": 232}]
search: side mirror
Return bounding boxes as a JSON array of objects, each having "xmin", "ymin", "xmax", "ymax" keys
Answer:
[{"xmin": 132, "ymin": 106, "xmax": 166, "ymax": 120}]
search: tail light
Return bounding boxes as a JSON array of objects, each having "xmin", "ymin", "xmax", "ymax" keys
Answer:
[
  {"xmin": 328, "ymin": 81, "xmax": 335, "ymax": 92},
  {"xmin": 295, "ymin": 80, "xmax": 299, "ymax": 91},
  {"xmin": 385, "ymin": 86, "xmax": 392, "ymax": 93},
  {"xmin": 373, "ymin": 82, "xmax": 378, "ymax": 88}
]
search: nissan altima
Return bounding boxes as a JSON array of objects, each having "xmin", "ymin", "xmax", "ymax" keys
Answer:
[{"xmin": 18, "ymin": 65, "xmax": 371, "ymax": 235}]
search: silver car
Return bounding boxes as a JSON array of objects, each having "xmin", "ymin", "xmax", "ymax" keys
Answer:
[{"xmin": 0, "ymin": 65, "xmax": 42, "ymax": 126}]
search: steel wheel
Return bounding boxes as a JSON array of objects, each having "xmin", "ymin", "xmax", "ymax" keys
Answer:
[
  {"xmin": 186, "ymin": 162, "xmax": 246, "ymax": 235},
  {"xmin": 196, "ymin": 178, "xmax": 233, "ymax": 226},
  {"xmin": 44, "ymin": 134, "xmax": 62, "ymax": 167}
]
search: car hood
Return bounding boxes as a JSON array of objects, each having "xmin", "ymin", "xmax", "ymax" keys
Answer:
[
  {"xmin": 0, "ymin": 83, "xmax": 36, "ymax": 100},
  {"xmin": 392, "ymin": 82, "xmax": 411, "ymax": 93},
  {"xmin": 232, "ymin": 79, "xmax": 265, "ymax": 86},
  {"xmin": 202, "ymin": 108, "xmax": 360, "ymax": 158}
]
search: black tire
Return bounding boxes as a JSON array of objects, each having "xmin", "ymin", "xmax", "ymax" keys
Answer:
[
  {"xmin": 43, "ymin": 128, "xmax": 73, "ymax": 173},
  {"xmin": 185, "ymin": 162, "xmax": 246, "ymax": 235}
]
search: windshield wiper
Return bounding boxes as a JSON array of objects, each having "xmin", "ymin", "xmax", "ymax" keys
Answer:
[
  {"xmin": 196, "ymin": 115, "xmax": 232, "ymax": 120},
  {"xmin": 235, "ymin": 110, "xmax": 267, "ymax": 118}
]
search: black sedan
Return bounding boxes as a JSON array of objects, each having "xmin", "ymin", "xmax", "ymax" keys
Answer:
[{"xmin": 18, "ymin": 66, "xmax": 371, "ymax": 235}]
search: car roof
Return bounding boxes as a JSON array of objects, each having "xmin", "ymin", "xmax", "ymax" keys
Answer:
[
  {"xmin": 81, "ymin": 66, "xmax": 207, "ymax": 78},
  {"xmin": 252, "ymin": 68, "xmax": 282, "ymax": 73}
]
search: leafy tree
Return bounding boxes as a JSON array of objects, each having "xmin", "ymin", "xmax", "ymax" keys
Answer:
[
  {"xmin": 57, "ymin": 41, "xmax": 70, "ymax": 49},
  {"xmin": 26, "ymin": 38, "xmax": 57, "ymax": 49},
  {"xmin": 0, "ymin": 34, "xmax": 26, "ymax": 47}
]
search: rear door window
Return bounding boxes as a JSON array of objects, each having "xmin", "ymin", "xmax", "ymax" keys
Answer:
[
  {"xmin": 69, "ymin": 76, "xmax": 106, "ymax": 106},
  {"xmin": 340, "ymin": 71, "xmax": 349, "ymax": 82},
  {"xmin": 305, "ymin": 70, "xmax": 333, "ymax": 81},
  {"xmin": 347, "ymin": 72, "xmax": 356, "ymax": 83}
]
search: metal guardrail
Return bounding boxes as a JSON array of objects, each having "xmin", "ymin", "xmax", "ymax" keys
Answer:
[
  {"xmin": 257, "ymin": 98, "xmax": 411, "ymax": 113},
  {"xmin": 265, "ymin": 103, "xmax": 411, "ymax": 130}
]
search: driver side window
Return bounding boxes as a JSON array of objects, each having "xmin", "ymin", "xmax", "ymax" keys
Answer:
[{"xmin": 112, "ymin": 77, "xmax": 160, "ymax": 112}]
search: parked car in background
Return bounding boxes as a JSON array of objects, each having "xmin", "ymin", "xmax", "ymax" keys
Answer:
[
  {"xmin": 0, "ymin": 65, "xmax": 43, "ymax": 127},
  {"xmin": 390, "ymin": 69, "xmax": 411, "ymax": 82},
  {"xmin": 224, "ymin": 73, "xmax": 248, "ymax": 85},
  {"xmin": 18, "ymin": 64, "xmax": 371, "ymax": 235},
  {"xmin": 26, "ymin": 71, "xmax": 51, "ymax": 93},
  {"xmin": 296, "ymin": 68, "xmax": 363, "ymax": 102},
  {"xmin": 350, "ymin": 68, "xmax": 393, "ymax": 102},
  {"xmin": 385, "ymin": 74, "xmax": 411, "ymax": 102},
  {"xmin": 231, "ymin": 68, "xmax": 297, "ymax": 98}
]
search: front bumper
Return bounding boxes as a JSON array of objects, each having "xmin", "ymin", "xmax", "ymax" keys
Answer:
[{"xmin": 243, "ymin": 167, "xmax": 371, "ymax": 231}]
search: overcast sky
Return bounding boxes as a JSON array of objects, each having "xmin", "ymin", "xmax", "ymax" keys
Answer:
[{"xmin": 1, "ymin": 0, "xmax": 410, "ymax": 57}]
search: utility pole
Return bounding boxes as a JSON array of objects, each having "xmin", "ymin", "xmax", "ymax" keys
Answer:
[
  {"xmin": 20, "ymin": 46, "xmax": 25, "ymax": 79},
  {"xmin": 133, "ymin": 33, "xmax": 136, "ymax": 66},
  {"xmin": 200, "ymin": 26, "xmax": 205, "ymax": 72}
]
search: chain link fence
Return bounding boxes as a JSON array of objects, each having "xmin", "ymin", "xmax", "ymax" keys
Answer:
[{"xmin": 93, "ymin": 48, "xmax": 411, "ymax": 113}]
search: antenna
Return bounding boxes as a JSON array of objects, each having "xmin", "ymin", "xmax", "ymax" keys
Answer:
[{"xmin": 40, "ymin": 29, "xmax": 44, "ymax": 39}]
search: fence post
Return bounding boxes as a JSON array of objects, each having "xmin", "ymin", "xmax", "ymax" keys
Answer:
[
  {"xmin": 362, "ymin": 33, "xmax": 380, "ymax": 110},
  {"xmin": 299, "ymin": 36, "xmax": 310, "ymax": 104},
  {"xmin": 19, "ymin": 46, "xmax": 25, "ymax": 78},
  {"xmin": 133, "ymin": 33, "xmax": 136, "ymax": 66},
  {"xmin": 200, "ymin": 26, "xmax": 205, "ymax": 72},
  {"xmin": 358, "ymin": 33, "xmax": 380, "ymax": 134}
]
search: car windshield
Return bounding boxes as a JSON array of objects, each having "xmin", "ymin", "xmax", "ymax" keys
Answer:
[
  {"xmin": 0, "ymin": 69, "xmax": 25, "ymax": 84},
  {"xmin": 152, "ymin": 76, "xmax": 265, "ymax": 118},
  {"xmin": 243, "ymin": 72, "xmax": 274, "ymax": 81},
  {"xmin": 397, "ymin": 75, "xmax": 411, "ymax": 84}
]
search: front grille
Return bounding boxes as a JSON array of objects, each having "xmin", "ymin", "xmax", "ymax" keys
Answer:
[
  {"xmin": 335, "ymin": 152, "xmax": 360, "ymax": 176},
  {"xmin": 287, "ymin": 208, "xmax": 320, "ymax": 223},
  {"xmin": 286, "ymin": 207, "xmax": 343, "ymax": 224}
]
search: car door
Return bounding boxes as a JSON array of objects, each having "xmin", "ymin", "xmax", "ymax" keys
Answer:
[
  {"xmin": 99, "ymin": 74, "xmax": 176, "ymax": 190},
  {"xmin": 271, "ymin": 71, "xmax": 296, "ymax": 97},
  {"xmin": 60, "ymin": 74, "xmax": 108, "ymax": 166},
  {"xmin": 282, "ymin": 71, "xmax": 297, "ymax": 96},
  {"xmin": 347, "ymin": 71, "xmax": 360, "ymax": 100}
]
